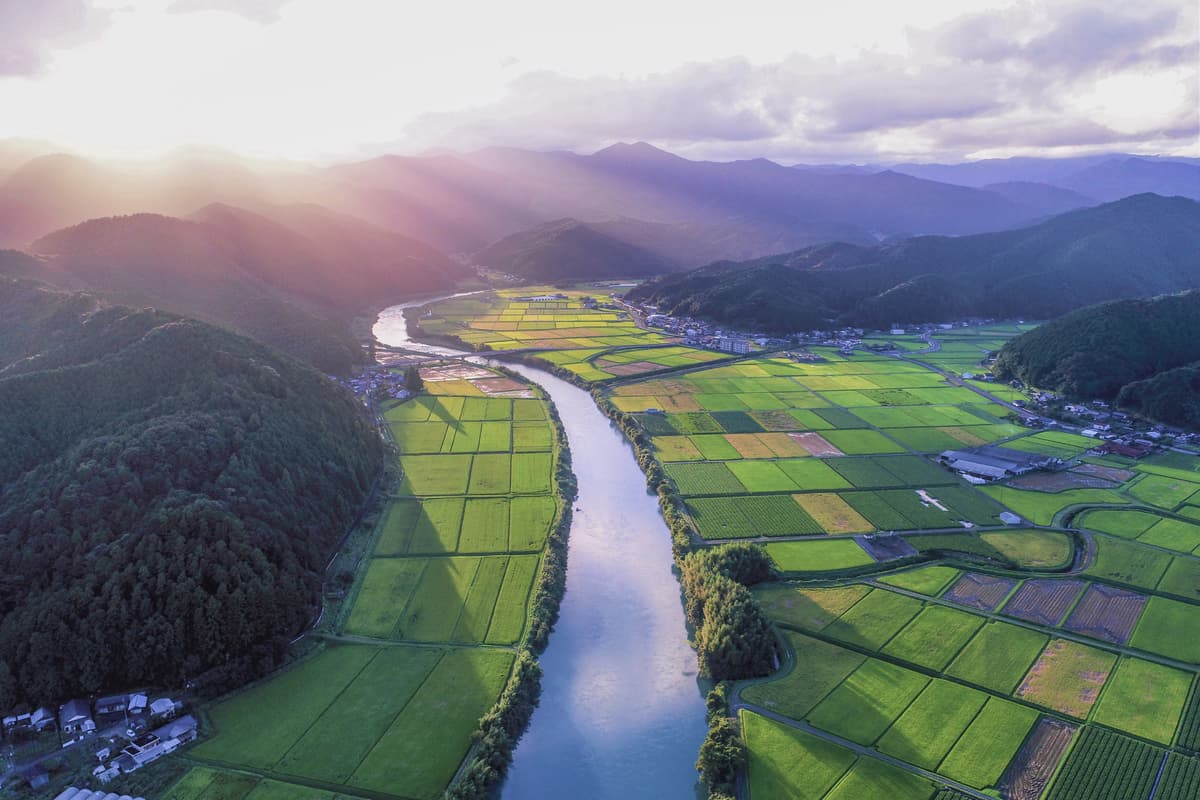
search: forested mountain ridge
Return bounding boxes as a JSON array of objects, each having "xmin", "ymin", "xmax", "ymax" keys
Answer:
[
  {"xmin": 993, "ymin": 291, "xmax": 1200, "ymax": 428},
  {"xmin": 473, "ymin": 218, "xmax": 675, "ymax": 279},
  {"xmin": 0, "ymin": 279, "xmax": 384, "ymax": 708},
  {"xmin": 10, "ymin": 206, "xmax": 469, "ymax": 373},
  {"xmin": 626, "ymin": 194, "xmax": 1200, "ymax": 331}
]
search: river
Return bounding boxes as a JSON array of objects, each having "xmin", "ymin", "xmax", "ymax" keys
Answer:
[{"xmin": 374, "ymin": 298, "xmax": 707, "ymax": 799}]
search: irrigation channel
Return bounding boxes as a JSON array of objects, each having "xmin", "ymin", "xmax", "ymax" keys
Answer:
[{"xmin": 374, "ymin": 297, "xmax": 708, "ymax": 799}]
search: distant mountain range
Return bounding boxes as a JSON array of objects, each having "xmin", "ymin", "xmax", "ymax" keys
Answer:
[
  {"xmin": 994, "ymin": 291, "xmax": 1200, "ymax": 429},
  {"xmin": 1, "ymin": 141, "xmax": 1194, "ymax": 267},
  {"xmin": 626, "ymin": 194, "xmax": 1200, "ymax": 331},
  {"xmin": 0, "ymin": 140, "xmax": 1194, "ymax": 367}
]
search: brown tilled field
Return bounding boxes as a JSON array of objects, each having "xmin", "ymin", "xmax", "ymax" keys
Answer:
[
  {"xmin": 998, "ymin": 717, "xmax": 1078, "ymax": 800},
  {"xmin": 1062, "ymin": 584, "xmax": 1147, "ymax": 644},
  {"xmin": 945, "ymin": 572, "xmax": 1018, "ymax": 611},
  {"xmin": 1002, "ymin": 579, "xmax": 1085, "ymax": 626}
]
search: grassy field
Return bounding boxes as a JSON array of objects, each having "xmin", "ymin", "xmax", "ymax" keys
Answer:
[
  {"xmin": 742, "ymin": 711, "xmax": 856, "ymax": 799},
  {"xmin": 741, "ymin": 631, "xmax": 866, "ymax": 719},
  {"xmin": 946, "ymin": 622, "xmax": 1049, "ymax": 694},
  {"xmin": 881, "ymin": 605, "xmax": 984, "ymax": 671},
  {"xmin": 163, "ymin": 767, "xmax": 345, "ymax": 800},
  {"xmin": 1091, "ymin": 657, "xmax": 1191, "ymax": 743},
  {"xmin": 806, "ymin": 658, "xmax": 930, "ymax": 745},
  {"xmin": 936, "ymin": 697, "xmax": 1039, "ymax": 789},
  {"xmin": 876, "ymin": 679, "xmax": 989, "ymax": 770}
]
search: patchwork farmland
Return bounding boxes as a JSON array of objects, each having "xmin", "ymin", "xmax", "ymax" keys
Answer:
[
  {"xmin": 405, "ymin": 293, "xmax": 1200, "ymax": 799},
  {"xmin": 182, "ymin": 366, "xmax": 564, "ymax": 800}
]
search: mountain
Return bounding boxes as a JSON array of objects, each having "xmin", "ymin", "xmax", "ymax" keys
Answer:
[
  {"xmin": 1054, "ymin": 157, "xmax": 1200, "ymax": 202},
  {"xmin": 890, "ymin": 155, "xmax": 1199, "ymax": 203},
  {"xmin": 0, "ymin": 278, "xmax": 383, "ymax": 707},
  {"xmin": 889, "ymin": 154, "xmax": 1118, "ymax": 187},
  {"xmin": 474, "ymin": 218, "xmax": 675, "ymax": 280},
  {"xmin": 978, "ymin": 181, "xmax": 1094, "ymax": 217},
  {"xmin": 993, "ymin": 291, "xmax": 1200, "ymax": 428},
  {"xmin": 17, "ymin": 206, "xmax": 466, "ymax": 372},
  {"xmin": 0, "ymin": 142, "xmax": 1192, "ymax": 272},
  {"xmin": 627, "ymin": 194, "xmax": 1200, "ymax": 332}
]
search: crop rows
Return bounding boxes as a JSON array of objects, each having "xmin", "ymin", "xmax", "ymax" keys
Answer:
[
  {"xmin": 997, "ymin": 717, "xmax": 1077, "ymax": 800},
  {"xmin": 1156, "ymin": 753, "xmax": 1200, "ymax": 800},
  {"xmin": 944, "ymin": 572, "xmax": 1018, "ymax": 611},
  {"xmin": 1062, "ymin": 584, "xmax": 1147, "ymax": 644},
  {"xmin": 1003, "ymin": 579, "xmax": 1085, "ymax": 626},
  {"xmin": 1046, "ymin": 726, "xmax": 1162, "ymax": 800}
]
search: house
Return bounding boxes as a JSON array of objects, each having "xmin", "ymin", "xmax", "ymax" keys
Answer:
[
  {"xmin": 999, "ymin": 512, "xmax": 1023, "ymax": 525},
  {"xmin": 716, "ymin": 337, "xmax": 751, "ymax": 355},
  {"xmin": 59, "ymin": 698, "xmax": 96, "ymax": 734},
  {"xmin": 149, "ymin": 697, "xmax": 176, "ymax": 719},
  {"xmin": 152, "ymin": 714, "xmax": 198, "ymax": 745},
  {"xmin": 95, "ymin": 694, "xmax": 128, "ymax": 716},
  {"xmin": 31, "ymin": 706, "xmax": 56, "ymax": 731},
  {"xmin": 127, "ymin": 693, "xmax": 148, "ymax": 715},
  {"xmin": 1098, "ymin": 442, "xmax": 1153, "ymax": 459}
]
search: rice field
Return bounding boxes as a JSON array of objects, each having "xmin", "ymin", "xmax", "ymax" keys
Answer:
[
  {"xmin": 551, "ymin": 324, "xmax": 1200, "ymax": 797},
  {"xmin": 405, "ymin": 309, "xmax": 1200, "ymax": 796}
]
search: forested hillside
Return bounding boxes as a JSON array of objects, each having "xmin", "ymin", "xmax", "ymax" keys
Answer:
[
  {"xmin": 994, "ymin": 291, "xmax": 1200, "ymax": 427},
  {"xmin": 15, "ymin": 207, "xmax": 469, "ymax": 373},
  {"xmin": 0, "ymin": 279, "xmax": 384, "ymax": 708},
  {"xmin": 474, "ymin": 218, "xmax": 674, "ymax": 279},
  {"xmin": 627, "ymin": 194, "xmax": 1200, "ymax": 331}
]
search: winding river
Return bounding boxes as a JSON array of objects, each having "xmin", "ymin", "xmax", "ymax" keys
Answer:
[{"xmin": 374, "ymin": 298, "xmax": 707, "ymax": 799}]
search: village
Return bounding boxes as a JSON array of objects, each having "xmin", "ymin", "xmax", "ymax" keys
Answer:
[{"xmin": 2, "ymin": 693, "xmax": 195, "ymax": 794}]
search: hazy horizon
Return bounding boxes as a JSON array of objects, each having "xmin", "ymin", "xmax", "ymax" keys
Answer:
[{"xmin": 1, "ymin": 0, "xmax": 1196, "ymax": 163}]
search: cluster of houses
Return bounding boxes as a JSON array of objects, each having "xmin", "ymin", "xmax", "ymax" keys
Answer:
[
  {"xmin": 938, "ymin": 446, "xmax": 1062, "ymax": 483},
  {"xmin": 1024, "ymin": 396, "xmax": 1196, "ymax": 449},
  {"xmin": 91, "ymin": 715, "xmax": 198, "ymax": 783},
  {"xmin": 4, "ymin": 693, "xmax": 188, "ymax": 748},
  {"xmin": 337, "ymin": 367, "xmax": 414, "ymax": 401},
  {"xmin": 631, "ymin": 304, "xmax": 775, "ymax": 354}
]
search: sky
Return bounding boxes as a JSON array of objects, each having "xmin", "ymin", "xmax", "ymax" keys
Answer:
[{"xmin": 0, "ymin": 0, "xmax": 1196, "ymax": 163}]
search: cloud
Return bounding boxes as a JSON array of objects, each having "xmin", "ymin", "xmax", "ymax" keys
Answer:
[
  {"xmin": 400, "ymin": 0, "xmax": 1199, "ymax": 161},
  {"xmin": 168, "ymin": 0, "xmax": 291, "ymax": 24},
  {"xmin": 0, "ymin": 0, "xmax": 111, "ymax": 76}
]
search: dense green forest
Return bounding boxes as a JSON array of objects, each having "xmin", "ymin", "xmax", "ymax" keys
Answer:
[
  {"xmin": 627, "ymin": 194, "xmax": 1200, "ymax": 331},
  {"xmin": 994, "ymin": 291, "xmax": 1200, "ymax": 427},
  {"xmin": 0, "ymin": 279, "xmax": 383, "ymax": 709}
]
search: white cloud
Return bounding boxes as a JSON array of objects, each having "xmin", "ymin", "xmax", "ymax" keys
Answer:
[
  {"xmin": 0, "ymin": 0, "xmax": 111, "ymax": 75},
  {"xmin": 168, "ymin": 0, "xmax": 292, "ymax": 24}
]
